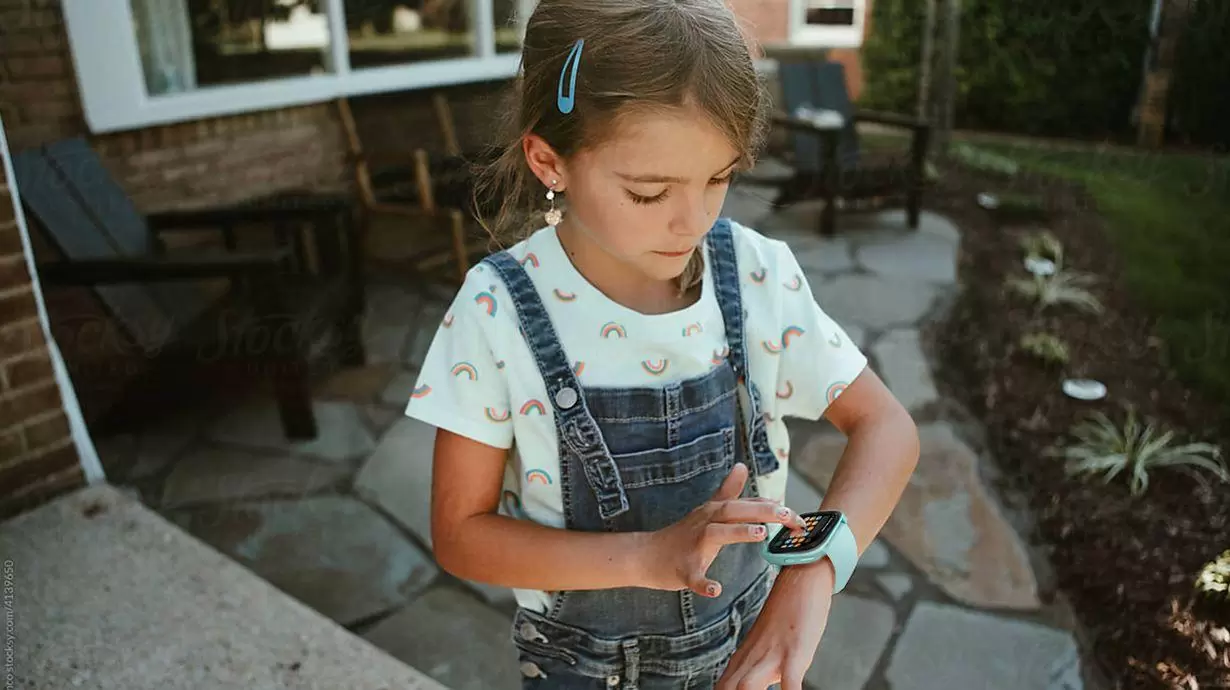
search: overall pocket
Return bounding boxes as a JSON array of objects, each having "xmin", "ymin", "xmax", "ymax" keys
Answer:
[{"xmin": 607, "ymin": 426, "xmax": 736, "ymax": 532}]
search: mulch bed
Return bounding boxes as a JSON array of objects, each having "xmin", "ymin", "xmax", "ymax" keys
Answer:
[{"xmin": 918, "ymin": 162, "xmax": 1230, "ymax": 689}]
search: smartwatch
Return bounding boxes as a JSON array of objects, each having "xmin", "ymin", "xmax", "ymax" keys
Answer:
[{"xmin": 760, "ymin": 510, "xmax": 859, "ymax": 594}]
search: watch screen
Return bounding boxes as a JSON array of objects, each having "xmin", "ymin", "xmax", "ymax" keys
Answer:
[{"xmin": 767, "ymin": 511, "xmax": 840, "ymax": 554}]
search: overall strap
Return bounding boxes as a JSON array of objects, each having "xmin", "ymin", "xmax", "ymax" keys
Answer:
[
  {"xmin": 481, "ymin": 251, "xmax": 631, "ymax": 521},
  {"xmin": 705, "ymin": 219, "xmax": 781, "ymax": 476}
]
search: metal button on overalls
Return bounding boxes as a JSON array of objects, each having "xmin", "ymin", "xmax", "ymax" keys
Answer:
[
  {"xmin": 555, "ymin": 386, "xmax": 578, "ymax": 409},
  {"xmin": 519, "ymin": 622, "xmax": 547, "ymax": 643}
]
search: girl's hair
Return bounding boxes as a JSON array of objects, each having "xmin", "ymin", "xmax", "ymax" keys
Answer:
[{"xmin": 473, "ymin": 0, "xmax": 769, "ymax": 294}]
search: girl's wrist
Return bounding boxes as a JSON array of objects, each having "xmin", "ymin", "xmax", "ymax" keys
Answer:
[
  {"xmin": 778, "ymin": 556, "xmax": 837, "ymax": 596},
  {"xmin": 624, "ymin": 530, "xmax": 662, "ymax": 589}
]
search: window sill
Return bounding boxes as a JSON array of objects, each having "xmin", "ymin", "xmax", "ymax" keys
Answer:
[
  {"xmin": 784, "ymin": 34, "xmax": 864, "ymax": 49},
  {"xmin": 73, "ymin": 55, "xmax": 523, "ymax": 135}
]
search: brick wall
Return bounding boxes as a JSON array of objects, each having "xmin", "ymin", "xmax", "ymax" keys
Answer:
[
  {"xmin": 829, "ymin": 49, "xmax": 865, "ymax": 102},
  {"xmin": 0, "ymin": 130, "xmax": 83, "ymax": 520},
  {"xmin": 346, "ymin": 82, "xmax": 507, "ymax": 170},
  {"xmin": 0, "ymin": 0, "xmax": 352, "ymax": 214},
  {"xmin": 838, "ymin": 0, "xmax": 877, "ymax": 102},
  {"xmin": 0, "ymin": 1, "xmax": 77, "ymax": 151},
  {"xmin": 92, "ymin": 107, "xmax": 352, "ymax": 213},
  {"xmin": 729, "ymin": 0, "xmax": 790, "ymax": 47}
]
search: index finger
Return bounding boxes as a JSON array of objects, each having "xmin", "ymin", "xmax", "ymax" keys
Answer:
[{"xmin": 712, "ymin": 499, "xmax": 807, "ymax": 530}]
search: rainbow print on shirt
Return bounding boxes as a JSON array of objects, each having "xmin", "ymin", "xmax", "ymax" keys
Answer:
[
  {"xmin": 520, "ymin": 399, "xmax": 547, "ymax": 416},
  {"xmin": 784, "ymin": 274, "xmax": 803, "ymax": 291},
  {"xmin": 475, "ymin": 291, "xmax": 498, "ymax": 317},
  {"xmin": 601, "ymin": 321, "xmax": 627, "ymax": 339},
  {"xmin": 763, "ymin": 326, "xmax": 806, "ymax": 354},
  {"xmin": 682, "ymin": 322, "xmax": 703, "ymax": 337},
  {"xmin": 781, "ymin": 326, "xmax": 805, "ymax": 347},
  {"xmin": 485, "ymin": 407, "xmax": 511, "ymax": 422},
  {"xmin": 520, "ymin": 253, "xmax": 540, "ymax": 268},
  {"xmin": 554, "ymin": 288, "xmax": 577, "ymax": 302},
  {"xmin": 711, "ymin": 345, "xmax": 729, "ymax": 364},
  {"xmin": 826, "ymin": 381, "xmax": 849, "ymax": 404},
  {"xmin": 451, "ymin": 362, "xmax": 478, "ymax": 380},
  {"xmin": 573, "ymin": 361, "xmax": 585, "ymax": 377},
  {"xmin": 525, "ymin": 469, "xmax": 553, "ymax": 485},
  {"xmin": 749, "ymin": 267, "xmax": 767, "ymax": 284},
  {"xmin": 642, "ymin": 359, "xmax": 669, "ymax": 376},
  {"xmin": 411, "ymin": 384, "xmax": 432, "ymax": 398},
  {"xmin": 776, "ymin": 381, "xmax": 794, "ymax": 399}
]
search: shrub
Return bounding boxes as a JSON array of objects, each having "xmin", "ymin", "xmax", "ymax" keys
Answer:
[
  {"xmin": 1048, "ymin": 407, "xmax": 1228, "ymax": 497},
  {"xmin": 1019, "ymin": 332, "xmax": 1069, "ymax": 365},
  {"xmin": 1007, "ymin": 270, "xmax": 1103, "ymax": 313}
]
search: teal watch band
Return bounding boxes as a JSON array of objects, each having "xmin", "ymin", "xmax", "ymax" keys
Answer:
[
  {"xmin": 825, "ymin": 517, "xmax": 858, "ymax": 594},
  {"xmin": 761, "ymin": 511, "xmax": 859, "ymax": 594}
]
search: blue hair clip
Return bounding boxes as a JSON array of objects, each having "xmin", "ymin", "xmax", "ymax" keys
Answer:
[{"xmin": 557, "ymin": 39, "xmax": 584, "ymax": 114}]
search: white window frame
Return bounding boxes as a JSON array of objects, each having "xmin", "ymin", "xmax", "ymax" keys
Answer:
[
  {"xmin": 788, "ymin": 0, "xmax": 865, "ymax": 48},
  {"xmin": 62, "ymin": 0, "xmax": 531, "ymax": 134}
]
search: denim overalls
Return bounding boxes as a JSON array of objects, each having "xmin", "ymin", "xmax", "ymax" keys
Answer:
[{"xmin": 483, "ymin": 219, "xmax": 783, "ymax": 690}]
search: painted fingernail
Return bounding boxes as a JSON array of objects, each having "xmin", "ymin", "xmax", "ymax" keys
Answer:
[
  {"xmin": 707, "ymin": 583, "xmax": 719, "ymax": 596},
  {"xmin": 777, "ymin": 506, "xmax": 792, "ymax": 519},
  {"xmin": 753, "ymin": 525, "xmax": 766, "ymax": 537}
]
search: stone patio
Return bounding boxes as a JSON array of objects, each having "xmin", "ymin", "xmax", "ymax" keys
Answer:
[{"xmin": 86, "ymin": 177, "xmax": 1099, "ymax": 690}]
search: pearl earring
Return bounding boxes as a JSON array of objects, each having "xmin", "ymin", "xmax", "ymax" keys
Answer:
[{"xmin": 544, "ymin": 181, "xmax": 563, "ymax": 226}]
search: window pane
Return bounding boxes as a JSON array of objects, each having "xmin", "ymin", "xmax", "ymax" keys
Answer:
[
  {"xmin": 131, "ymin": 0, "xmax": 333, "ymax": 96},
  {"xmin": 347, "ymin": 0, "xmax": 475, "ymax": 69},
  {"xmin": 805, "ymin": 1, "xmax": 855, "ymax": 26},
  {"xmin": 494, "ymin": 0, "xmax": 525, "ymax": 55}
]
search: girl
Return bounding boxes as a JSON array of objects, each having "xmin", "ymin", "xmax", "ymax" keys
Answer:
[{"xmin": 407, "ymin": 1, "xmax": 919, "ymax": 688}]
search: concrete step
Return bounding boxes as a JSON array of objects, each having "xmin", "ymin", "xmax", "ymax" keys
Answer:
[{"xmin": 0, "ymin": 482, "xmax": 448, "ymax": 690}]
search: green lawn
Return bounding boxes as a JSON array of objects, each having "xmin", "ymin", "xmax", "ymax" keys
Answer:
[{"xmin": 971, "ymin": 141, "xmax": 1230, "ymax": 409}]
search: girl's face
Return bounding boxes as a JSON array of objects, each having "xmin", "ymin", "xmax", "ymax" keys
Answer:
[{"xmin": 544, "ymin": 106, "xmax": 742, "ymax": 284}]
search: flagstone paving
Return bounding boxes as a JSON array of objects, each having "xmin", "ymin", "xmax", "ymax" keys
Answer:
[
  {"xmin": 96, "ymin": 179, "xmax": 1099, "ymax": 690},
  {"xmin": 871, "ymin": 329, "xmax": 940, "ymax": 414},
  {"xmin": 794, "ymin": 422, "xmax": 1042, "ymax": 611}
]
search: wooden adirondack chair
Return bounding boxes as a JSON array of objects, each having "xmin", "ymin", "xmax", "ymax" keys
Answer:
[
  {"xmin": 771, "ymin": 59, "xmax": 932, "ymax": 235},
  {"xmin": 12, "ymin": 138, "xmax": 366, "ymax": 440},
  {"xmin": 336, "ymin": 94, "xmax": 496, "ymax": 299}
]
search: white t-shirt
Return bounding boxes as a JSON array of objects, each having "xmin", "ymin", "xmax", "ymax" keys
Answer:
[{"xmin": 404, "ymin": 220, "xmax": 867, "ymax": 612}]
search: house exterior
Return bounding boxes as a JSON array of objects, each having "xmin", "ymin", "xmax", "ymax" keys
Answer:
[
  {"xmin": 0, "ymin": 0, "xmax": 871, "ymax": 518},
  {"xmin": 1, "ymin": 122, "xmax": 93, "ymax": 520}
]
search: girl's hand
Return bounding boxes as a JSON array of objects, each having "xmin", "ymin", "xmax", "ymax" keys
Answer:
[
  {"xmin": 638, "ymin": 462, "xmax": 807, "ymax": 597},
  {"xmin": 717, "ymin": 560, "xmax": 835, "ymax": 690}
]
